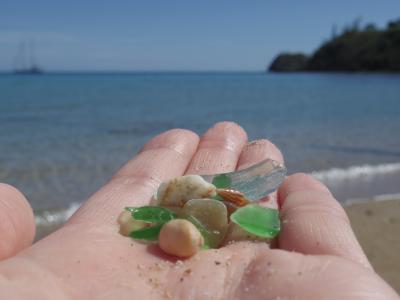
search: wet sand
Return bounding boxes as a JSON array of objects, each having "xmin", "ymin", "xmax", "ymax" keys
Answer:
[{"xmin": 345, "ymin": 199, "xmax": 400, "ymax": 293}]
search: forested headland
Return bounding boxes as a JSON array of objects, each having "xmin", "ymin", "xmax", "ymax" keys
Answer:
[{"xmin": 269, "ymin": 19, "xmax": 400, "ymax": 72}]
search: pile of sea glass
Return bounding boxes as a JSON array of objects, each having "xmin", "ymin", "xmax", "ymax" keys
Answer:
[{"xmin": 118, "ymin": 159, "xmax": 286, "ymax": 255}]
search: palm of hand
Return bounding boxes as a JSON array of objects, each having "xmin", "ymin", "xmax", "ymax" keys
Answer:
[{"xmin": 0, "ymin": 123, "xmax": 398, "ymax": 299}]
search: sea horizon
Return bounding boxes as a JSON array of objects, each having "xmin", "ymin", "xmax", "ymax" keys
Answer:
[{"xmin": 2, "ymin": 70, "xmax": 400, "ymax": 75}]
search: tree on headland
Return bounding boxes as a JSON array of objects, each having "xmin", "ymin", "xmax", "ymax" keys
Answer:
[
  {"xmin": 268, "ymin": 18, "xmax": 400, "ymax": 72},
  {"xmin": 388, "ymin": 19, "xmax": 400, "ymax": 31}
]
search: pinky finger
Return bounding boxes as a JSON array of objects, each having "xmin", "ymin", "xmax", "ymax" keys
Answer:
[{"xmin": 277, "ymin": 173, "xmax": 372, "ymax": 269}]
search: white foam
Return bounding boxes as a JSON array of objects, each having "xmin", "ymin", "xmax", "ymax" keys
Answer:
[
  {"xmin": 35, "ymin": 201, "xmax": 81, "ymax": 227},
  {"xmin": 344, "ymin": 193, "xmax": 400, "ymax": 205},
  {"xmin": 311, "ymin": 162, "xmax": 400, "ymax": 184}
]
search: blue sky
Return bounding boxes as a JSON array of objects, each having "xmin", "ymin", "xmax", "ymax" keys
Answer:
[{"xmin": 1, "ymin": 1, "xmax": 399, "ymax": 71}]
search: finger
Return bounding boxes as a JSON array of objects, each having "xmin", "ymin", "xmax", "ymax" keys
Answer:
[
  {"xmin": 69, "ymin": 129, "xmax": 199, "ymax": 226},
  {"xmin": 237, "ymin": 139, "xmax": 284, "ymax": 170},
  {"xmin": 277, "ymin": 173, "xmax": 372, "ymax": 268},
  {"xmin": 236, "ymin": 139, "xmax": 284, "ymax": 209},
  {"xmin": 0, "ymin": 183, "xmax": 35, "ymax": 260},
  {"xmin": 185, "ymin": 121, "xmax": 247, "ymax": 175}
]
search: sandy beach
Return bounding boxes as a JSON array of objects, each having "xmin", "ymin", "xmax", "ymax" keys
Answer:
[{"xmin": 345, "ymin": 198, "xmax": 400, "ymax": 293}]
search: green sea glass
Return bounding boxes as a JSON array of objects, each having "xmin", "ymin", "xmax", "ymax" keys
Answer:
[
  {"xmin": 212, "ymin": 174, "xmax": 231, "ymax": 189},
  {"xmin": 126, "ymin": 206, "xmax": 177, "ymax": 223},
  {"xmin": 185, "ymin": 215, "xmax": 212, "ymax": 249},
  {"xmin": 230, "ymin": 205, "xmax": 280, "ymax": 238},
  {"xmin": 123, "ymin": 160, "xmax": 286, "ymax": 247},
  {"xmin": 181, "ymin": 199, "xmax": 228, "ymax": 248},
  {"xmin": 125, "ymin": 206, "xmax": 177, "ymax": 241}
]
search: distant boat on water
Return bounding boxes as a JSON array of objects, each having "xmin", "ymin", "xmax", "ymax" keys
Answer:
[
  {"xmin": 13, "ymin": 41, "xmax": 43, "ymax": 75},
  {"xmin": 14, "ymin": 65, "xmax": 42, "ymax": 75}
]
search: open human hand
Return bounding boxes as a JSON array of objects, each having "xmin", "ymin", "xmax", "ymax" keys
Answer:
[{"xmin": 0, "ymin": 122, "xmax": 398, "ymax": 299}]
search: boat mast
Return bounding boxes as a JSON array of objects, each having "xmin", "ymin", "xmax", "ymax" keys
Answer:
[
  {"xmin": 29, "ymin": 40, "xmax": 36, "ymax": 69},
  {"xmin": 13, "ymin": 40, "xmax": 43, "ymax": 74}
]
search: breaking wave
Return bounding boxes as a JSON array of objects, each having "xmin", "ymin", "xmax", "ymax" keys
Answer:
[
  {"xmin": 311, "ymin": 162, "xmax": 400, "ymax": 203},
  {"xmin": 35, "ymin": 201, "xmax": 81, "ymax": 227},
  {"xmin": 33, "ymin": 162, "xmax": 400, "ymax": 239},
  {"xmin": 34, "ymin": 202, "xmax": 81, "ymax": 240},
  {"xmin": 311, "ymin": 162, "xmax": 400, "ymax": 183}
]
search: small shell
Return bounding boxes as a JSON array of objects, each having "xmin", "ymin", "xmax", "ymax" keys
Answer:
[
  {"xmin": 216, "ymin": 189, "xmax": 250, "ymax": 207},
  {"xmin": 156, "ymin": 175, "xmax": 217, "ymax": 207},
  {"xmin": 222, "ymin": 201, "xmax": 238, "ymax": 217},
  {"xmin": 117, "ymin": 210, "xmax": 149, "ymax": 236}
]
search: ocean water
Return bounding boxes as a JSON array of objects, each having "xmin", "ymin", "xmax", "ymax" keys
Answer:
[{"xmin": 0, "ymin": 72, "xmax": 400, "ymax": 232}]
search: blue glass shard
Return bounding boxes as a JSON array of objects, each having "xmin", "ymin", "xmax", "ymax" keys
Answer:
[{"xmin": 202, "ymin": 159, "xmax": 286, "ymax": 201}]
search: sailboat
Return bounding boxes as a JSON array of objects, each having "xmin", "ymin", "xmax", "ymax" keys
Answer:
[{"xmin": 14, "ymin": 41, "xmax": 43, "ymax": 75}]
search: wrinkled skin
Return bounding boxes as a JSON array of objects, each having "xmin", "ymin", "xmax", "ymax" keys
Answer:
[{"xmin": 0, "ymin": 122, "xmax": 398, "ymax": 299}]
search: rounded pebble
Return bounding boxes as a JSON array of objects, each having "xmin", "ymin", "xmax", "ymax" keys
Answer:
[{"xmin": 159, "ymin": 219, "xmax": 204, "ymax": 257}]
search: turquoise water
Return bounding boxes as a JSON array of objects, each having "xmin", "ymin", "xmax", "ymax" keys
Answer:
[{"xmin": 1, "ymin": 72, "xmax": 400, "ymax": 212}]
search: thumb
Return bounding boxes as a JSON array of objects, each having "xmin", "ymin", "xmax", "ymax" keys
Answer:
[
  {"xmin": 277, "ymin": 173, "xmax": 371, "ymax": 269},
  {"xmin": 0, "ymin": 183, "xmax": 35, "ymax": 260}
]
